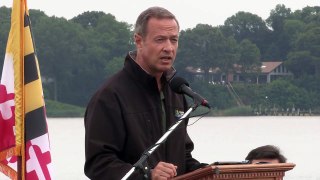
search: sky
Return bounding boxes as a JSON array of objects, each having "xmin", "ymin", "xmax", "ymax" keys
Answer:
[{"xmin": 1, "ymin": 0, "xmax": 319, "ymax": 30}]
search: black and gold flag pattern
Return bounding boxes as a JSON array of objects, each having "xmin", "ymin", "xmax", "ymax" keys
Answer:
[{"xmin": 0, "ymin": 0, "xmax": 53, "ymax": 179}]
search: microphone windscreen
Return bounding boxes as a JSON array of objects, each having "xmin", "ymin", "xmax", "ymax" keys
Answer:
[{"xmin": 169, "ymin": 76, "xmax": 189, "ymax": 94}]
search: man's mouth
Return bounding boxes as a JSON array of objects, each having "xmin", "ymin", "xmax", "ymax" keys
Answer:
[{"xmin": 160, "ymin": 56, "xmax": 172, "ymax": 61}]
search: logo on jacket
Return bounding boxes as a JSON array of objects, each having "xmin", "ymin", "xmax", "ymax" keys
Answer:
[{"xmin": 174, "ymin": 109, "xmax": 185, "ymax": 119}]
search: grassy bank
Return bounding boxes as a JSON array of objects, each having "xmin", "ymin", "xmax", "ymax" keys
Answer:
[
  {"xmin": 44, "ymin": 100, "xmax": 319, "ymax": 118},
  {"xmin": 209, "ymin": 106, "xmax": 254, "ymax": 116},
  {"xmin": 45, "ymin": 99, "xmax": 85, "ymax": 117}
]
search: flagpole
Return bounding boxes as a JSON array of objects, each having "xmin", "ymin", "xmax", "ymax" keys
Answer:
[
  {"xmin": 18, "ymin": 0, "xmax": 26, "ymax": 179},
  {"xmin": 17, "ymin": 156, "xmax": 22, "ymax": 180}
]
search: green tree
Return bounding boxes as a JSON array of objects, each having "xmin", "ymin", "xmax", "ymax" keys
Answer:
[
  {"xmin": 286, "ymin": 51, "xmax": 314, "ymax": 77},
  {"xmin": 265, "ymin": 4, "xmax": 292, "ymax": 60},
  {"xmin": 266, "ymin": 79, "xmax": 312, "ymax": 109},
  {"xmin": 239, "ymin": 39, "xmax": 261, "ymax": 69},
  {"xmin": 71, "ymin": 11, "xmax": 107, "ymax": 28},
  {"xmin": 178, "ymin": 24, "xmax": 239, "ymax": 82},
  {"xmin": 0, "ymin": 6, "xmax": 12, "ymax": 71},
  {"xmin": 292, "ymin": 75, "xmax": 320, "ymax": 108},
  {"xmin": 177, "ymin": 24, "xmax": 222, "ymax": 82},
  {"xmin": 283, "ymin": 19, "xmax": 306, "ymax": 46},
  {"xmin": 222, "ymin": 11, "xmax": 271, "ymax": 59},
  {"xmin": 286, "ymin": 27, "xmax": 320, "ymax": 78},
  {"xmin": 238, "ymin": 39, "xmax": 261, "ymax": 81},
  {"xmin": 218, "ymin": 36, "xmax": 239, "ymax": 82},
  {"xmin": 32, "ymin": 11, "xmax": 132, "ymax": 106},
  {"xmin": 105, "ymin": 56, "xmax": 123, "ymax": 78},
  {"xmin": 291, "ymin": 6, "xmax": 320, "ymax": 25},
  {"xmin": 266, "ymin": 4, "xmax": 292, "ymax": 31}
]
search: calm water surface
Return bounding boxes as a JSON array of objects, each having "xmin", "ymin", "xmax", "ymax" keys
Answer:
[
  {"xmin": 187, "ymin": 116, "xmax": 320, "ymax": 180},
  {"xmin": 1, "ymin": 116, "xmax": 319, "ymax": 180}
]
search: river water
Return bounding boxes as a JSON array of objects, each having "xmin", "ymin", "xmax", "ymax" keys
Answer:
[{"xmin": 1, "ymin": 116, "xmax": 319, "ymax": 180}]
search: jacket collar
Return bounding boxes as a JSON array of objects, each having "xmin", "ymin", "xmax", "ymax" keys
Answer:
[{"xmin": 124, "ymin": 51, "xmax": 176, "ymax": 88}]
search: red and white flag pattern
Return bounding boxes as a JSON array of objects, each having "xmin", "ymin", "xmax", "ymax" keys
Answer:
[{"xmin": 0, "ymin": 0, "xmax": 53, "ymax": 179}]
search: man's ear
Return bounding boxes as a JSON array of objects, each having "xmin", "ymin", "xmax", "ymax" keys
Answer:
[{"xmin": 134, "ymin": 33, "xmax": 143, "ymax": 49}]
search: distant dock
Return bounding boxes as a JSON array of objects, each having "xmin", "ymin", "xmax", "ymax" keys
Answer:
[{"xmin": 253, "ymin": 108, "xmax": 314, "ymax": 116}]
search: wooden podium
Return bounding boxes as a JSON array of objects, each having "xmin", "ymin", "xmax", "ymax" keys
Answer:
[{"xmin": 173, "ymin": 163, "xmax": 295, "ymax": 180}]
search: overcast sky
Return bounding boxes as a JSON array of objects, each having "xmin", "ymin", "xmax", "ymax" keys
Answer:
[{"xmin": 1, "ymin": 0, "xmax": 319, "ymax": 30}]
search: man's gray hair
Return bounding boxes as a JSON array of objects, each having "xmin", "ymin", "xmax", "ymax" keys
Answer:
[{"xmin": 134, "ymin": 6, "xmax": 180, "ymax": 37}]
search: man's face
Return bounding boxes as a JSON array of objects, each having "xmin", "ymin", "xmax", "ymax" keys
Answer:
[{"xmin": 135, "ymin": 17, "xmax": 179, "ymax": 76}]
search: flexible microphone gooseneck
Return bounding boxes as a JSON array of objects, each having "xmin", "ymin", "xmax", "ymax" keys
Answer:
[{"xmin": 169, "ymin": 76, "xmax": 210, "ymax": 108}]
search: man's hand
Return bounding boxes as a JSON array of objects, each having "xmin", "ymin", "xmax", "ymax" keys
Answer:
[{"xmin": 151, "ymin": 161, "xmax": 177, "ymax": 179}]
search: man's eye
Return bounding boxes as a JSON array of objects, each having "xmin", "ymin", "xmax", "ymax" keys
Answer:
[
  {"xmin": 171, "ymin": 39, "xmax": 178, "ymax": 43},
  {"xmin": 156, "ymin": 38, "xmax": 164, "ymax": 42}
]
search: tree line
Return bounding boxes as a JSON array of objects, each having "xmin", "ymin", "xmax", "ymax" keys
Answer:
[{"xmin": 0, "ymin": 5, "xmax": 319, "ymax": 112}]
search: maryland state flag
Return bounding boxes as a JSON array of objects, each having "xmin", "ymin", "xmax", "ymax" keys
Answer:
[{"xmin": 0, "ymin": 0, "xmax": 53, "ymax": 179}]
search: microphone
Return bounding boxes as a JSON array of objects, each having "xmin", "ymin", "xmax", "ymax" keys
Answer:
[{"xmin": 169, "ymin": 76, "xmax": 210, "ymax": 108}]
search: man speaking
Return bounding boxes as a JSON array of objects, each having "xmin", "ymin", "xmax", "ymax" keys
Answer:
[{"xmin": 84, "ymin": 6, "xmax": 206, "ymax": 180}]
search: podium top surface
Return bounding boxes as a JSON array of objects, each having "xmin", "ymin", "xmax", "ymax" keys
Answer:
[
  {"xmin": 173, "ymin": 163, "xmax": 296, "ymax": 180},
  {"xmin": 210, "ymin": 162, "xmax": 295, "ymax": 173}
]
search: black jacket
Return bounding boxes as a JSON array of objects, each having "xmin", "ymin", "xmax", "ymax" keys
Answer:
[{"xmin": 84, "ymin": 51, "xmax": 201, "ymax": 179}]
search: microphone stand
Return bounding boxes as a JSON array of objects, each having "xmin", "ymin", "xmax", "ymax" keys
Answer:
[{"xmin": 121, "ymin": 104, "xmax": 199, "ymax": 180}]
